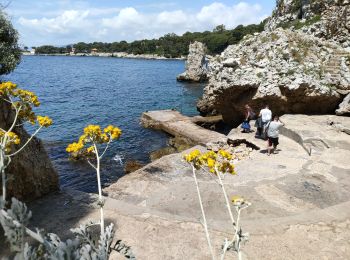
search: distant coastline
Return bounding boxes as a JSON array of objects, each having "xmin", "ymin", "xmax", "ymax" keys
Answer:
[{"xmin": 22, "ymin": 52, "xmax": 186, "ymax": 60}]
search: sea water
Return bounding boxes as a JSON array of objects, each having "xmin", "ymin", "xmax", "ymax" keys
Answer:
[{"xmin": 4, "ymin": 56, "xmax": 204, "ymax": 192}]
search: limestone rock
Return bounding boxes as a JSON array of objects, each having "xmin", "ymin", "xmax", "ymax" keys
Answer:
[
  {"xmin": 336, "ymin": 93, "xmax": 350, "ymax": 115},
  {"xmin": 266, "ymin": 0, "xmax": 350, "ymax": 48},
  {"xmin": 197, "ymin": 29, "xmax": 350, "ymax": 125},
  {"xmin": 177, "ymin": 41, "xmax": 208, "ymax": 82},
  {"xmin": 0, "ymin": 101, "xmax": 59, "ymax": 201}
]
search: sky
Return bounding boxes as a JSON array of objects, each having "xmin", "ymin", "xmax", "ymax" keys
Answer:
[{"xmin": 3, "ymin": 0, "xmax": 276, "ymax": 47}]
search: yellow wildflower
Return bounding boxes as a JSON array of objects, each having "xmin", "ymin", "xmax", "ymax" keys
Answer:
[
  {"xmin": 231, "ymin": 195, "xmax": 245, "ymax": 205},
  {"xmin": 7, "ymin": 131, "xmax": 20, "ymax": 145},
  {"xmin": 207, "ymin": 157, "xmax": 216, "ymax": 168},
  {"xmin": 37, "ymin": 115, "xmax": 53, "ymax": 127},
  {"xmin": 218, "ymin": 149, "xmax": 232, "ymax": 160},
  {"xmin": 78, "ymin": 134, "xmax": 87, "ymax": 144},
  {"xmin": 104, "ymin": 125, "xmax": 122, "ymax": 140},
  {"xmin": 86, "ymin": 146, "xmax": 95, "ymax": 154},
  {"xmin": 66, "ymin": 142, "xmax": 84, "ymax": 153},
  {"xmin": 184, "ymin": 149, "xmax": 201, "ymax": 163},
  {"xmin": 0, "ymin": 81, "xmax": 17, "ymax": 96}
]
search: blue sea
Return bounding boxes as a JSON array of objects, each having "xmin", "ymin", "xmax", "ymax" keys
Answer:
[{"xmin": 3, "ymin": 56, "xmax": 204, "ymax": 192}]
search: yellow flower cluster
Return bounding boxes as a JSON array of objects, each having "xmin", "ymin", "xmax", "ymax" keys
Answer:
[
  {"xmin": 66, "ymin": 142, "xmax": 84, "ymax": 153},
  {"xmin": 0, "ymin": 81, "xmax": 17, "ymax": 96},
  {"xmin": 37, "ymin": 115, "xmax": 53, "ymax": 127},
  {"xmin": 0, "ymin": 131, "xmax": 21, "ymax": 153},
  {"xmin": 7, "ymin": 132, "xmax": 20, "ymax": 145},
  {"xmin": 0, "ymin": 82, "xmax": 46, "ymax": 125},
  {"xmin": 231, "ymin": 195, "xmax": 244, "ymax": 205},
  {"xmin": 15, "ymin": 89, "xmax": 40, "ymax": 107},
  {"xmin": 231, "ymin": 195, "xmax": 250, "ymax": 208},
  {"xmin": 66, "ymin": 124, "xmax": 122, "ymax": 157},
  {"xmin": 184, "ymin": 149, "xmax": 236, "ymax": 174},
  {"xmin": 0, "ymin": 82, "xmax": 40, "ymax": 107},
  {"xmin": 104, "ymin": 125, "xmax": 122, "ymax": 139}
]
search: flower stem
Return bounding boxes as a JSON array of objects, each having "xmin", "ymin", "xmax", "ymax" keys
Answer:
[
  {"xmin": 94, "ymin": 143, "xmax": 104, "ymax": 236},
  {"xmin": 192, "ymin": 165, "xmax": 216, "ymax": 260}
]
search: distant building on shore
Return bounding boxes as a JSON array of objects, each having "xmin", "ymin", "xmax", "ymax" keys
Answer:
[
  {"xmin": 70, "ymin": 46, "xmax": 76, "ymax": 55},
  {"xmin": 30, "ymin": 48, "xmax": 36, "ymax": 55},
  {"xmin": 91, "ymin": 48, "xmax": 98, "ymax": 55}
]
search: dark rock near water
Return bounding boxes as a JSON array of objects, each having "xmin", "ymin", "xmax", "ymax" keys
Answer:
[
  {"xmin": 124, "ymin": 160, "xmax": 144, "ymax": 174},
  {"xmin": 0, "ymin": 101, "xmax": 59, "ymax": 201}
]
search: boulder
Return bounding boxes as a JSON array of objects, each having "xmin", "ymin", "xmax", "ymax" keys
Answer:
[
  {"xmin": 177, "ymin": 41, "xmax": 208, "ymax": 82},
  {"xmin": 336, "ymin": 93, "xmax": 350, "ymax": 115},
  {"xmin": 197, "ymin": 29, "xmax": 350, "ymax": 126},
  {"xmin": 0, "ymin": 100, "xmax": 59, "ymax": 201}
]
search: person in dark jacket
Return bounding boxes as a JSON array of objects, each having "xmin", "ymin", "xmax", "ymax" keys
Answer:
[{"xmin": 241, "ymin": 104, "xmax": 254, "ymax": 133}]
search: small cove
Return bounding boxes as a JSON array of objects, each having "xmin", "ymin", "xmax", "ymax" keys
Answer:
[{"xmin": 4, "ymin": 55, "xmax": 204, "ymax": 192}]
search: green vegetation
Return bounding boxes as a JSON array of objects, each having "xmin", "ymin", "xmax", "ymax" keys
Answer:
[
  {"xmin": 0, "ymin": 11, "xmax": 21, "ymax": 75},
  {"xmin": 35, "ymin": 22, "xmax": 266, "ymax": 57},
  {"xmin": 277, "ymin": 15, "xmax": 321, "ymax": 30}
]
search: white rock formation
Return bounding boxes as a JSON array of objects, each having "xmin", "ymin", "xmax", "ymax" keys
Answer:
[
  {"xmin": 177, "ymin": 41, "xmax": 208, "ymax": 82},
  {"xmin": 197, "ymin": 29, "xmax": 350, "ymax": 125}
]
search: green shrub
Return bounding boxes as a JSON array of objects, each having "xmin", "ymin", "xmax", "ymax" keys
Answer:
[{"xmin": 0, "ymin": 11, "xmax": 21, "ymax": 75}]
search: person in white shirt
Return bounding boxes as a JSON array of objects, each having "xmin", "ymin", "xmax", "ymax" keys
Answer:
[
  {"xmin": 266, "ymin": 115, "xmax": 285, "ymax": 155},
  {"xmin": 257, "ymin": 105, "xmax": 272, "ymax": 138}
]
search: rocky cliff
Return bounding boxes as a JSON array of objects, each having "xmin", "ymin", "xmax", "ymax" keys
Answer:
[
  {"xmin": 198, "ymin": 1, "xmax": 350, "ymax": 125},
  {"xmin": 266, "ymin": 0, "xmax": 350, "ymax": 48},
  {"xmin": 177, "ymin": 41, "xmax": 208, "ymax": 82},
  {"xmin": 0, "ymin": 101, "xmax": 59, "ymax": 200}
]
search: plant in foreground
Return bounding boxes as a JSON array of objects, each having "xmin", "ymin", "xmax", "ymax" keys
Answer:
[
  {"xmin": 0, "ymin": 81, "xmax": 52, "ymax": 202},
  {"xmin": 184, "ymin": 149, "xmax": 250, "ymax": 260},
  {"xmin": 0, "ymin": 82, "xmax": 128, "ymax": 259},
  {"xmin": 66, "ymin": 124, "xmax": 122, "ymax": 236}
]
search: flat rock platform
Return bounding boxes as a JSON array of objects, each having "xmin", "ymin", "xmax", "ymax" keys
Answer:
[
  {"xmin": 1, "ymin": 114, "xmax": 350, "ymax": 259},
  {"xmin": 141, "ymin": 110, "xmax": 226, "ymax": 145}
]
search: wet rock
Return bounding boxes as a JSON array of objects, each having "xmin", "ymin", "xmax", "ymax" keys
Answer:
[
  {"xmin": 149, "ymin": 147, "xmax": 177, "ymax": 162},
  {"xmin": 124, "ymin": 160, "xmax": 145, "ymax": 174}
]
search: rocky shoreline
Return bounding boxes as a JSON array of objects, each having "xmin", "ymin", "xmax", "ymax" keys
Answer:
[
  {"xmin": 2, "ymin": 113, "xmax": 350, "ymax": 259},
  {"xmin": 2, "ymin": 0, "xmax": 350, "ymax": 258},
  {"xmin": 22, "ymin": 52, "xmax": 186, "ymax": 60}
]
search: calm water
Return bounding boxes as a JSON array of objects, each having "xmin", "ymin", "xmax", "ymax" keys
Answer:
[{"xmin": 3, "ymin": 56, "xmax": 204, "ymax": 192}]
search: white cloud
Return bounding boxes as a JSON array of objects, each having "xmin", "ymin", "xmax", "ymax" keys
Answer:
[
  {"xmin": 19, "ymin": 10, "xmax": 91, "ymax": 34},
  {"xmin": 15, "ymin": 2, "xmax": 268, "ymax": 46}
]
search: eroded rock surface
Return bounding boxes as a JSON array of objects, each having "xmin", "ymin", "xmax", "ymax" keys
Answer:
[
  {"xmin": 266, "ymin": 0, "xmax": 350, "ymax": 48},
  {"xmin": 0, "ymin": 101, "xmax": 58, "ymax": 200},
  {"xmin": 177, "ymin": 41, "xmax": 208, "ymax": 82},
  {"xmin": 2, "ymin": 115, "xmax": 350, "ymax": 259},
  {"xmin": 198, "ymin": 29, "xmax": 350, "ymax": 125},
  {"xmin": 336, "ymin": 93, "xmax": 350, "ymax": 115}
]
